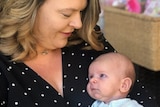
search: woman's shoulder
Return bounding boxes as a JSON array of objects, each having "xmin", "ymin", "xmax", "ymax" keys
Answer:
[
  {"xmin": 63, "ymin": 40, "xmax": 115, "ymax": 55},
  {"xmin": 0, "ymin": 52, "xmax": 13, "ymax": 71},
  {"xmin": 0, "ymin": 52, "xmax": 11, "ymax": 64}
]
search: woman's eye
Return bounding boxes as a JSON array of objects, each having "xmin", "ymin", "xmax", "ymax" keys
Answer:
[
  {"xmin": 62, "ymin": 13, "xmax": 71, "ymax": 17},
  {"xmin": 80, "ymin": 11, "xmax": 83, "ymax": 16}
]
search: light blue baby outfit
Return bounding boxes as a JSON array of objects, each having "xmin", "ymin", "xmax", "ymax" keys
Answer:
[{"xmin": 91, "ymin": 98, "xmax": 143, "ymax": 107}]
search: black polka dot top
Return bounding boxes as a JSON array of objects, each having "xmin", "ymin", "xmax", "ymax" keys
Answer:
[{"xmin": 0, "ymin": 41, "xmax": 158, "ymax": 107}]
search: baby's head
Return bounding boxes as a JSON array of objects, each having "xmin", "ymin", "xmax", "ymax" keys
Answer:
[{"xmin": 87, "ymin": 52, "xmax": 135, "ymax": 103}]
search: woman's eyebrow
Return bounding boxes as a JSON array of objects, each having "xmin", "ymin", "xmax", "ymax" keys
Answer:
[
  {"xmin": 58, "ymin": 4, "xmax": 87, "ymax": 12},
  {"xmin": 59, "ymin": 8, "xmax": 77, "ymax": 11},
  {"xmin": 57, "ymin": 8, "xmax": 78, "ymax": 13}
]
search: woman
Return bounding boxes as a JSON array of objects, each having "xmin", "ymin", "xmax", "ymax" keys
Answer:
[{"xmin": 0, "ymin": 0, "xmax": 157, "ymax": 107}]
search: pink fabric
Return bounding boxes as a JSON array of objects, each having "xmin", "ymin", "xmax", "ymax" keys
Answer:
[{"xmin": 126, "ymin": 0, "xmax": 141, "ymax": 13}]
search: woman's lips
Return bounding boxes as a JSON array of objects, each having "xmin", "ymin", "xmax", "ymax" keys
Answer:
[{"xmin": 62, "ymin": 32, "xmax": 72, "ymax": 37}]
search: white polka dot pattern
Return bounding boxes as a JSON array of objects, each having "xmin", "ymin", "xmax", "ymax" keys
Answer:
[{"xmin": 0, "ymin": 41, "xmax": 157, "ymax": 107}]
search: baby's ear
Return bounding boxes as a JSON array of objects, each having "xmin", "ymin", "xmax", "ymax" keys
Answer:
[{"xmin": 120, "ymin": 77, "xmax": 132, "ymax": 93}]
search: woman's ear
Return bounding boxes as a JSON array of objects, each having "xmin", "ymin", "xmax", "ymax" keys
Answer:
[{"xmin": 120, "ymin": 77, "xmax": 132, "ymax": 93}]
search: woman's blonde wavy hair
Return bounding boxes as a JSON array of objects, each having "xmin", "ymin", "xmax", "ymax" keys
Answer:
[{"xmin": 0, "ymin": 0, "xmax": 104, "ymax": 61}]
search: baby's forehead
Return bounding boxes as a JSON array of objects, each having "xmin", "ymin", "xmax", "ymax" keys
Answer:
[
  {"xmin": 96, "ymin": 53, "xmax": 131, "ymax": 65},
  {"xmin": 95, "ymin": 54, "xmax": 130, "ymax": 70}
]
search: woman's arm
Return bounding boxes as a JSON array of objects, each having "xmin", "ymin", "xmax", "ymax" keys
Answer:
[{"xmin": 0, "ymin": 68, "xmax": 8, "ymax": 106}]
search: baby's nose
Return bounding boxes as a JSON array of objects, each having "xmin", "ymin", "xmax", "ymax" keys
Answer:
[{"xmin": 90, "ymin": 78, "xmax": 97, "ymax": 84}]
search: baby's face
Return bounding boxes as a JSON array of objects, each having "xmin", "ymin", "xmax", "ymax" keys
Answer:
[{"xmin": 87, "ymin": 60, "xmax": 123, "ymax": 103}]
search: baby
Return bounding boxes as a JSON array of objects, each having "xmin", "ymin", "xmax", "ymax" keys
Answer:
[{"xmin": 87, "ymin": 52, "xmax": 143, "ymax": 107}]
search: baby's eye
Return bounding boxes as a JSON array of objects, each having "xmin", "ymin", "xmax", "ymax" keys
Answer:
[
  {"xmin": 88, "ymin": 75, "xmax": 93, "ymax": 79},
  {"xmin": 100, "ymin": 74, "xmax": 107, "ymax": 78}
]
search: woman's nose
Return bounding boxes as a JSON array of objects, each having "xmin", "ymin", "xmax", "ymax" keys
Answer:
[{"xmin": 69, "ymin": 13, "xmax": 82, "ymax": 29}]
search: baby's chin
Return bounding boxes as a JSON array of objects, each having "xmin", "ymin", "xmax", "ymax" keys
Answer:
[{"xmin": 90, "ymin": 92, "xmax": 104, "ymax": 100}]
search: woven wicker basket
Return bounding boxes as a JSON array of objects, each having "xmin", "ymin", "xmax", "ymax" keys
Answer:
[{"xmin": 104, "ymin": 7, "xmax": 160, "ymax": 71}]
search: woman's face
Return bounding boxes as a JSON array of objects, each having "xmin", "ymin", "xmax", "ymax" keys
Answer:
[{"xmin": 33, "ymin": 0, "xmax": 87, "ymax": 50}]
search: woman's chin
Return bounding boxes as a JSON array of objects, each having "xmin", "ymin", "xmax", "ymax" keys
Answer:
[{"xmin": 56, "ymin": 41, "xmax": 68, "ymax": 48}]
